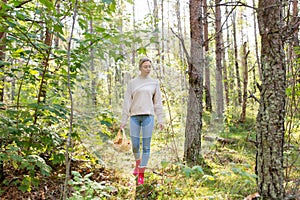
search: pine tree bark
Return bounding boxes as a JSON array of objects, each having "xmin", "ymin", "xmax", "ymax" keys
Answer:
[
  {"xmin": 292, "ymin": 0, "xmax": 299, "ymax": 48},
  {"xmin": 0, "ymin": 31, "xmax": 5, "ymax": 102},
  {"xmin": 184, "ymin": 0, "xmax": 204, "ymax": 165},
  {"xmin": 203, "ymin": 0, "xmax": 212, "ymax": 112},
  {"xmin": 222, "ymin": 25, "xmax": 229, "ymax": 107},
  {"xmin": 0, "ymin": 0, "xmax": 7, "ymax": 102},
  {"xmin": 0, "ymin": 0, "xmax": 7, "ymax": 183},
  {"xmin": 256, "ymin": 1, "xmax": 285, "ymax": 199},
  {"xmin": 252, "ymin": 0, "xmax": 262, "ymax": 83},
  {"xmin": 215, "ymin": 0, "xmax": 224, "ymax": 117},
  {"xmin": 239, "ymin": 42, "xmax": 249, "ymax": 122},
  {"xmin": 232, "ymin": 12, "xmax": 242, "ymax": 105},
  {"xmin": 223, "ymin": 6, "xmax": 230, "ymax": 107}
]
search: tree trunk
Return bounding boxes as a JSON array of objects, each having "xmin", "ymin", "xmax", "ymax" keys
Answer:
[
  {"xmin": 33, "ymin": 26, "xmax": 52, "ymax": 124},
  {"xmin": 0, "ymin": 0, "xmax": 7, "ymax": 183},
  {"xmin": 184, "ymin": 0, "xmax": 204, "ymax": 165},
  {"xmin": 252, "ymin": 0, "xmax": 262, "ymax": 83},
  {"xmin": 153, "ymin": 0, "xmax": 160, "ymax": 69},
  {"xmin": 89, "ymin": 19, "xmax": 97, "ymax": 106},
  {"xmin": 256, "ymin": 1, "xmax": 285, "ymax": 199},
  {"xmin": 63, "ymin": 1, "xmax": 78, "ymax": 199},
  {"xmin": 131, "ymin": 0, "xmax": 136, "ymax": 67},
  {"xmin": 223, "ymin": 6, "xmax": 230, "ymax": 107},
  {"xmin": 232, "ymin": 11, "xmax": 242, "ymax": 105},
  {"xmin": 215, "ymin": 0, "xmax": 224, "ymax": 118},
  {"xmin": 239, "ymin": 42, "xmax": 249, "ymax": 122},
  {"xmin": 292, "ymin": 0, "xmax": 299, "ymax": 49},
  {"xmin": 0, "ymin": 0, "xmax": 7, "ymax": 102},
  {"xmin": 161, "ymin": 0, "xmax": 165, "ymax": 75},
  {"xmin": 0, "ymin": 31, "xmax": 5, "ymax": 102},
  {"xmin": 203, "ymin": 0, "xmax": 212, "ymax": 112}
]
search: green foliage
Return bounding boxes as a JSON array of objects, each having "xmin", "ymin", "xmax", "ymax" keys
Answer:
[
  {"xmin": 0, "ymin": 144, "xmax": 52, "ymax": 192},
  {"xmin": 68, "ymin": 171, "xmax": 116, "ymax": 200},
  {"xmin": 0, "ymin": 0, "xmax": 139, "ymax": 194},
  {"xmin": 131, "ymin": 149, "xmax": 256, "ymax": 199}
]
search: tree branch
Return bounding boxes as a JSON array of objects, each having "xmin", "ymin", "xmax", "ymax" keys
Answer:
[{"xmin": 170, "ymin": 28, "xmax": 190, "ymax": 64}]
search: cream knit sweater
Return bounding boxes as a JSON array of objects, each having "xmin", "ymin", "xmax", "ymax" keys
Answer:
[{"xmin": 121, "ymin": 75, "xmax": 164, "ymax": 125}]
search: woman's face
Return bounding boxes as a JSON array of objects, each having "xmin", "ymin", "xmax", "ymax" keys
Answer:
[{"xmin": 140, "ymin": 61, "xmax": 151, "ymax": 76}]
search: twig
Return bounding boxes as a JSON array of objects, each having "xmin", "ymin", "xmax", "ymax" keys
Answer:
[
  {"xmin": 248, "ymin": 90, "xmax": 260, "ymax": 103},
  {"xmin": 170, "ymin": 28, "xmax": 190, "ymax": 63}
]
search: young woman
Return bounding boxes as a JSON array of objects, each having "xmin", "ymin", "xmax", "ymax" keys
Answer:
[{"xmin": 120, "ymin": 57, "xmax": 164, "ymax": 185}]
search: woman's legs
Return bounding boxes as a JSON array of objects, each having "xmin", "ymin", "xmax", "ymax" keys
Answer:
[{"xmin": 130, "ymin": 115, "xmax": 154, "ymax": 167}]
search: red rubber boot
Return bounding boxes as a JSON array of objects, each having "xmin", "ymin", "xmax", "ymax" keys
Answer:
[
  {"xmin": 133, "ymin": 160, "xmax": 141, "ymax": 176},
  {"xmin": 137, "ymin": 167, "xmax": 146, "ymax": 185}
]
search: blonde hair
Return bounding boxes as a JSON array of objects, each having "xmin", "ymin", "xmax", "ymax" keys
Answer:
[{"xmin": 139, "ymin": 57, "xmax": 152, "ymax": 69}]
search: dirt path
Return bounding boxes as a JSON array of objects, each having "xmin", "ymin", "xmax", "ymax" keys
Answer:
[{"xmin": 82, "ymin": 129, "xmax": 183, "ymax": 178}]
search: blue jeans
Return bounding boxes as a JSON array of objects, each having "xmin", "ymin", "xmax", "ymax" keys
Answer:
[{"xmin": 130, "ymin": 115, "xmax": 154, "ymax": 167}]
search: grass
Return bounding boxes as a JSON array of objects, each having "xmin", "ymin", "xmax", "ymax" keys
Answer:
[{"xmin": 73, "ymin": 109, "xmax": 300, "ymax": 199}]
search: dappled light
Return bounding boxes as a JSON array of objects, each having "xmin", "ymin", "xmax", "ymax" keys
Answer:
[{"xmin": 0, "ymin": 0, "xmax": 299, "ymax": 199}]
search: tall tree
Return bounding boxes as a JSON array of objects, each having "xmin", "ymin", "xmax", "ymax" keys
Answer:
[
  {"xmin": 153, "ymin": 0, "xmax": 161, "ymax": 67},
  {"xmin": 131, "ymin": 0, "xmax": 136, "ymax": 67},
  {"xmin": 203, "ymin": 0, "xmax": 212, "ymax": 112},
  {"xmin": 33, "ymin": 10, "xmax": 53, "ymax": 124},
  {"xmin": 63, "ymin": 0, "xmax": 78, "ymax": 198},
  {"xmin": 0, "ymin": 0, "xmax": 7, "ymax": 102},
  {"xmin": 0, "ymin": 0, "xmax": 7, "ymax": 183},
  {"xmin": 160, "ymin": 0, "xmax": 165, "ymax": 75},
  {"xmin": 215, "ymin": 0, "xmax": 224, "ymax": 117},
  {"xmin": 256, "ymin": 0, "xmax": 286, "ymax": 198},
  {"xmin": 223, "ymin": 5, "xmax": 230, "ymax": 107},
  {"xmin": 292, "ymin": 0, "xmax": 299, "ymax": 48},
  {"xmin": 252, "ymin": 0, "xmax": 262, "ymax": 82},
  {"xmin": 232, "ymin": 11, "xmax": 242, "ymax": 105},
  {"xmin": 184, "ymin": 0, "xmax": 204, "ymax": 165},
  {"xmin": 89, "ymin": 18, "xmax": 97, "ymax": 106},
  {"xmin": 239, "ymin": 42, "xmax": 249, "ymax": 122}
]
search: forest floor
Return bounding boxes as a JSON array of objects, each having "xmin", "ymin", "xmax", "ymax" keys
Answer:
[
  {"xmin": 0, "ymin": 126, "xmax": 185, "ymax": 200},
  {"xmin": 1, "ymin": 119, "xmax": 299, "ymax": 199}
]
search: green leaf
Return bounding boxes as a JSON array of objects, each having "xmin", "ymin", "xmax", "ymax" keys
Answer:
[
  {"xmin": 84, "ymin": 173, "xmax": 94, "ymax": 179},
  {"xmin": 203, "ymin": 175, "xmax": 215, "ymax": 181},
  {"xmin": 137, "ymin": 47, "xmax": 147, "ymax": 54},
  {"xmin": 102, "ymin": 0, "xmax": 114, "ymax": 4},
  {"xmin": 161, "ymin": 160, "xmax": 169, "ymax": 169},
  {"xmin": 0, "ymin": 60, "xmax": 10, "ymax": 67},
  {"xmin": 50, "ymin": 153, "xmax": 65, "ymax": 165},
  {"xmin": 29, "ymin": 69, "xmax": 39, "ymax": 75},
  {"xmin": 182, "ymin": 166, "xmax": 192, "ymax": 177},
  {"xmin": 53, "ymin": 23, "xmax": 64, "ymax": 35},
  {"xmin": 18, "ymin": 176, "xmax": 32, "ymax": 192},
  {"xmin": 39, "ymin": 0, "xmax": 55, "ymax": 10},
  {"xmin": 71, "ymin": 171, "xmax": 82, "ymax": 178},
  {"xmin": 192, "ymin": 165, "xmax": 204, "ymax": 174}
]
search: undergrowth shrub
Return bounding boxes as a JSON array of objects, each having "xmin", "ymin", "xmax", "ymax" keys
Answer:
[{"xmin": 68, "ymin": 171, "xmax": 116, "ymax": 200}]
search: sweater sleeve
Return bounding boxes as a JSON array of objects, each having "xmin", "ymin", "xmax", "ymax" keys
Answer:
[
  {"xmin": 153, "ymin": 81, "xmax": 164, "ymax": 124},
  {"xmin": 121, "ymin": 81, "xmax": 132, "ymax": 125}
]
